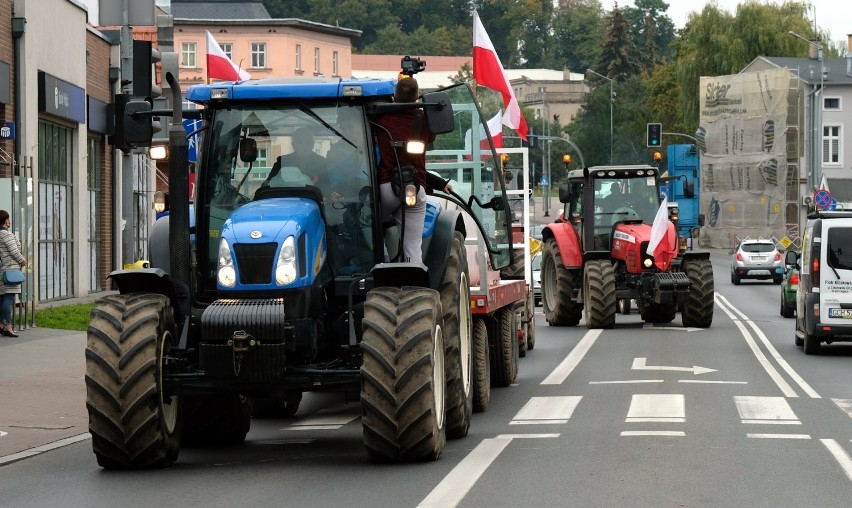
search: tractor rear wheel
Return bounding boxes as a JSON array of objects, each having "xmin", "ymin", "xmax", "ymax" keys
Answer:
[
  {"xmin": 682, "ymin": 259, "xmax": 714, "ymax": 328},
  {"xmin": 441, "ymin": 231, "xmax": 473, "ymax": 439},
  {"xmin": 85, "ymin": 293, "xmax": 182, "ymax": 469},
  {"xmin": 541, "ymin": 239, "xmax": 582, "ymax": 326},
  {"xmin": 472, "ymin": 316, "xmax": 490, "ymax": 413},
  {"xmin": 182, "ymin": 394, "xmax": 252, "ymax": 446},
  {"xmin": 361, "ymin": 287, "xmax": 446, "ymax": 462},
  {"xmin": 583, "ymin": 260, "xmax": 616, "ymax": 329},
  {"xmin": 489, "ymin": 306, "xmax": 519, "ymax": 387}
]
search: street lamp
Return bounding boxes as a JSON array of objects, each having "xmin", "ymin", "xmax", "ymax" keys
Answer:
[
  {"xmin": 522, "ymin": 75, "xmax": 551, "ymax": 216},
  {"xmin": 586, "ymin": 69, "xmax": 614, "ymax": 164},
  {"xmin": 788, "ymin": 30, "xmax": 824, "ymax": 191}
]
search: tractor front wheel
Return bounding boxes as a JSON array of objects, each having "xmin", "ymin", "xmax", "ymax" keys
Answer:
[
  {"xmin": 583, "ymin": 260, "xmax": 616, "ymax": 329},
  {"xmin": 541, "ymin": 239, "xmax": 582, "ymax": 326}
]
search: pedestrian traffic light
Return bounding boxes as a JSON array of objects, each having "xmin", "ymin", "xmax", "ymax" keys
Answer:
[{"xmin": 646, "ymin": 123, "xmax": 662, "ymax": 147}]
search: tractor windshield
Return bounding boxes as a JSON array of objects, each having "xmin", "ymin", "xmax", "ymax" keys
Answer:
[
  {"xmin": 198, "ymin": 103, "xmax": 373, "ymax": 283},
  {"xmin": 593, "ymin": 176, "xmax": 660, "ymax": 225}
]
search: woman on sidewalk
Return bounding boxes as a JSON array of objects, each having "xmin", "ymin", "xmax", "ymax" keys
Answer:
[{"xmin": 0, "ymin": 210, "xmax": 26, "ymax": 337}]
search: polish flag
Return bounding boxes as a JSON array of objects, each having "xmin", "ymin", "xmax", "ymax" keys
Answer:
[
  {"xmin": 206, "ymin": 31, "xmax": 251, "ymax": 82},
  {"xmin": 646, "ymin": 196, "xmax": 678, "ymax": 270},
  {"xmin": 464, "ymin": 111, "xmax": 503, "ymax": 159},
  {"xmin": 472, "ymin": 11, "xmax": 528, "ymax": 141}
]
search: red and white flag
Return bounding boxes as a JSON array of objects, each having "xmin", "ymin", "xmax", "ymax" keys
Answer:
[
  {"xmin": 646, "ymin": 196, "xmax": 678, "ymax": 270},
  {"xmin": 472, "ymin": 11, "xmax": 528, "ymax": 141},
  {"xmin": 464, "ymin": 111, "xmax": 503, "ymax": 159},
  {"xmin": 206, "ymin": 30, "xmax": 251, "ymax": 82}
]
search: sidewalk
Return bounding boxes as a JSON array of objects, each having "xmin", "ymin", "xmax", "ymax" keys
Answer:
[{"xmin": 0, "ymin": 327, "xmax": 89, "ymax": 463}]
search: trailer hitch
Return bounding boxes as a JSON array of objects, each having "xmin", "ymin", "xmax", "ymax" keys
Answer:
[{"xmin": 227, "ymin": 330, "xmax": 258, "ymax": 377}]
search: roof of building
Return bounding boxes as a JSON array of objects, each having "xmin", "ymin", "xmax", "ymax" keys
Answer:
[
  {"xmin": 175, "ymin": 18, "xmax": 361, "ymax": 39},
  {"xmin": 171, "ymin": 0, "xmax": 271, "ymax": 20},
  {"xmin": 351, "ymin": 68, "xmax": 586, "ymax": 90},
  {"xmin": 747, "ymin": 56, "xmax": 852, "ymax": 85}
]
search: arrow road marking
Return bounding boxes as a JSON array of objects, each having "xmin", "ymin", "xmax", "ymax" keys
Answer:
[{"xmin": 632, "ymin": 357, "xmax": 717, "ymax": 375}]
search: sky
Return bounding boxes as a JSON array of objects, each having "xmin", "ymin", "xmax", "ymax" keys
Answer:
[{"xmin": 602, "ymin": 1, "xmax": 852, "ymax": 49}]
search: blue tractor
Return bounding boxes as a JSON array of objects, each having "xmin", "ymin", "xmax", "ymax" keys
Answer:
[{"xmin": 84, "ymin": 65, "xmax": 515, "ymax": 467}]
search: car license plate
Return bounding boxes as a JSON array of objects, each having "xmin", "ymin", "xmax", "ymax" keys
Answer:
[
  {"xmin": 752, "ymin": 256, "xmax": 766, "ymax": 261},
  {"xmin": 828, "ymin": 308, "xmax": 852, "ymax": 318}
]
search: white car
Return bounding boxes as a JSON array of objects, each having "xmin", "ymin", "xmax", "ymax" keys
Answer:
[{"xmin": 531, "ymin": 252, "xmax": 542, "ymax": 305}]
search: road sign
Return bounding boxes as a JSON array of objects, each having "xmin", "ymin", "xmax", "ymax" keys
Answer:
[
  {"xmin": 828, "ymin": 198, "xmax": 838, "ymax": 211},
  {"xmin": 183, "ymin": 119, "xmax": 201, "ymax": 163},
  {"xmin": 0, "ymin": 121, "xmax": 14, "ymax": 140},
  {"xmin": 814, "ymin": 189, "xmax": 832, "ymax": 209},
  {"xmin": 540, "ymin": 177, "xmax": 549, "ymax": 187},
  {"xmin": 780, "ymin": 236, "xmax": 793, "ymax": 249}
]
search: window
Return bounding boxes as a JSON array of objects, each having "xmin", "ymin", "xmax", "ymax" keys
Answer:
[
  {"xmin": 295, "ymin": 44, "xmax": 302, "ymax": 71},
  {"xmin": 181, "ymin": 42, "xmax": 197, "ymax": 68},
  {"xmin": 314, "ymin": 47, "xmax": 320, "ymax": 74},
  {"xmin": 251, "ymin": 42, "xmax": 266, "ymax": 68},
  {"xmin": 87, "ymin": 137, "xmax": 103, "ymax": 292},
  {"xmin": 38, "ymin": 121, "xmax": 74, "ymax": 302},
  {"xmin": 823, "ymin": 125, "xmax": 842, "ymax": 165},
  {"xmin": 824, "ymin": 97, "xmax": 841, "ymax": 111},
  {"xmin": 256, "ymin": 147, "xmax": 268, "ymax": 168},
  {"xmin": 332, "ymin": 51, "xmax": 339, "ymax": 76},
  {"xmin": 220, "ymin": 43, "xmax": 233, "ymax": 60}
]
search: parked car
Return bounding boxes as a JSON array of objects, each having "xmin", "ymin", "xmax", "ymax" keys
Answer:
[
  {"xmin": 780, "ymin": 262, "xmax": 799, "ymax": 318},
  {"xmin": 731, "ymin": 238, "xmax": 784, "ymax": 285},
  {"xmin": 793, "ymin": 211, "xmax": 852, "ymax": 354},
  {"xmin": 531, "ymin": 252, "xmax": 541, "ymax": 305}
]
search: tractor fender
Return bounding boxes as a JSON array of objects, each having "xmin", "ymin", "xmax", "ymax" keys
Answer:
[
  {"xmin": 110, "ymin": 268, "xmax": 182, "ymax": 304},
  {"xmin": 680, "ymin": 250, "xmax": 711, "ymax": 263},
  {"xmin": 543, "ymin": 222, "xmax": 583, "ymax": 268}
]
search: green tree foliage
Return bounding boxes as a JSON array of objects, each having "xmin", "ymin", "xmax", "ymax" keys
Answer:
[
  {"xmin": 364, "ymin": 25, "xmax": 472, "ymax": 56},
  {"xmin": 550, "ymin": 0, "xmax": 605, "ymax": 72},
  {"xmin": 595, "ymin": 4, "xmax": 641, "ymax": 81},
  {"xmin": 623, "ymin": 0, "xmax": 675, "ymax": 65}
]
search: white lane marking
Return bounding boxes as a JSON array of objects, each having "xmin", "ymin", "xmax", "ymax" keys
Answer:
[
  {"xmin": 632, "ymin": 357, "xmax": 717, "ymax": 375},
  {"xmin": 679, "ymin": 380, "xmax": 748, "ymax": 384},
  {"xmin": 541, "ymin": 329, "xmax": 602, "ymax": 385},
  {"xmin": 418, "ymin": 434, "xmax": 558, "ymax": 507},
  {"xmin": 284, "ymin": 404, "xmax": 360, "ymax": 431},
  {"xmin": 715, "ymin": 295, "xmax": 798, "ymax": 397},
  {"xmin": 716, "ymin": 294, "xmax": 820, "ymax": 398},
  {"xmin": 747, "ymin": 433, "xmax": 811, "ymax": 439},
  {"xmin": 626, "ymin": 394, "xmax": 685, "ymax": 422},
  {"xmin": 833, "ymin": 399, "xmax": 852, "ymax": 420},
  {"xmin": 734, "ymin": 396, "xmax": 799, "ymax": 424},
  {"xmin": 0, "ymin": 430, "xmax": 6, "ymax": 438},
  {"xmin": 497, "ymin": 433, "xmax": 560, "ymax": 439},
  {"xmin": 742, "ymin": 420, "xmax": 802, "ymax": 425},
  {"xmin": 0, "ymin": 433, "xmax": 91, "ymax": 466},
  {"xmin": 620, "ymin": 431, "xmax": 685, "ymax": 437},
  {"xmin": 510, "ymin": 396, "xmax": 582, "ymax": 425},
  {"xmin": 641, "ymin": 325, "xmax": 704, "ymax": 332},
  {"xmin": 823, "ymin": 439, "xmax": 852, "ymax": 482},
  {"xmin": 590, "ymin": 380, "xmax": 664, "ymax": 384}
]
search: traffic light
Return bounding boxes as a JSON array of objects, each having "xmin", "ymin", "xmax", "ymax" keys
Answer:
[
  {"xmin": 133, "ymin": 40, "xmax": 161, "ymax": 100},
  {"xmin": 646, "ymin": 122, "xmax": 662, "ymax": 147}
]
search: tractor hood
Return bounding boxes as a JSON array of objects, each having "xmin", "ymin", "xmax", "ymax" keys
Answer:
[
  {"xmin": 612, "ymin": 221, "xmax": 679, "ymax": 271},
  {"xmin": 225, "ymin": 198, "xmax": 323, "ymax": 242}
]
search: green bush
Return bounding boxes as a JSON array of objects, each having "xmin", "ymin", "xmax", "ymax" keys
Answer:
[{"xmin": 34, "ymin": 303, "xmax": 93, "ymax": 331}]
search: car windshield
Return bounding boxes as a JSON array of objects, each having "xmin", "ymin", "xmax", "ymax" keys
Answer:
[
  {"xmin": 741, "ymin": 243, "xmax": 774, "ymax": 253},
  {"xmin": 532, "ymin": 254, "xmax": 541, "ymax": 270},
  {"xmin": 593, "ymin": 176, "xmax": 660, "ymax": 224},
  {"xmin": 827, "ymin": 228, "xmax": 852, "ymax": 270}
]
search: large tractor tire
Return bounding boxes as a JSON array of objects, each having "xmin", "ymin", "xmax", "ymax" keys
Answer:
[
  {"xmin": 681, "ymin": 259, "xmax": 715, "ymax": 328},
  {"xmin": 541, "ymin": 239, "xmax": 583, "ymax": 326},
  {"xmin": 640, "ymin": 302, "xmax": 677, "ymax": 324},
  {"xmin": 252, "ymin": 391, "xmax": 302, "ymax": 418},
  {"xmin": 182, "ymin": 394, "xmax": 252, "ymax": 447},
  {"xmin": 583, "ymin": 260, "xmax": 616, "ymax": 329},
  {"xmin": 489, "ymin": 306, "xmax": 519, "ymax": 387},
  {"xmin": 471, "ymin": 316, "xmax": 490, "ymax": 413},
  {"xmin": 85, "ymin": 293, "xmax": 182, "ymax": 469},
  {"xmin": 361, "ymin": 287, "xmax": 446, "ymax": 462},
  {"xmin": 525, "ymin": 292, "xmax": 536, "ymax": 351},
  {"xmin": 440, "ymin": 231, "xmax": 473, "ymax": 439}
]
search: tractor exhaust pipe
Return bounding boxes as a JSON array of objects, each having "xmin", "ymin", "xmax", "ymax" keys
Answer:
[{"xmin": 165, "ymin": 72, "xmax": 191, "ymax": 320}]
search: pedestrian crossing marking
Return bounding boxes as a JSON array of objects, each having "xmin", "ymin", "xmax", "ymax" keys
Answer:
[
  {"xmin": 625, "ymin": 394, "xmax": 685, "ymax": 423},
  {"xmin": 621, "ymin": 431, "xmax": 685, "ymax": 437},
  {"xmin": 510, "ymin": 396, "xmax": 582, "ymax": 425},
  {"xmin": 747, "ymin": 434, "xmax": 810, "ymax": 439},
  {"xmin": 734, "ymin": 396, "xmax": 799, "ymax": 424}
]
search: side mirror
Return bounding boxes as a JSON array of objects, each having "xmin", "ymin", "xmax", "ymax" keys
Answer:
[
  {"xmin": 422, "ymin": 91, "xmax": 454, "ymax": 134},
  {"xmin": 697, "ymin": 213, "xmax": 705, "ymax": 227},
  {"xmin": 558, "ymin": 183, "xmax": 571, "ymax": 203},
  {"xmin": 239, "ymin": 137, "xmax": 258, "ymax": 163},
  {"xmin": 784, "ymin": 250, "xmax": 799, "ymax": 267},
  {"xmin": 683, "ymin": 178, "xmax": 695, "ymax": 199}
]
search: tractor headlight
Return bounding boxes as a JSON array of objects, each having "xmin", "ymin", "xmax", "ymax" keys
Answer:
[
  {"xmin": 217, "ymin": 238, "xmax": 237, "ymax": 287},
  {"xmin": 275, "ymin": 235, "xmax": 298, "ymax": 285},
  {"xmin": 643, "ymin": 258, "xmax": 653, "ymax": 268}
]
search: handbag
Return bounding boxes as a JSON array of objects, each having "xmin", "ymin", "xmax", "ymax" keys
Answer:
[{"xmin": 3, "ymin": 268, "xmax": 24, "ymax": 285}]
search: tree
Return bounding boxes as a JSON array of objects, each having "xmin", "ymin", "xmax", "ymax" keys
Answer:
[
  {"xmin": 550, "ymin": 0, "xmax": 605, "ymax": 72},
  {"xmin": 623, "ymin": 0, "xmax": 675, "ymax": 63},
  {"xmin": 596, "ymin": 4, "xmax": 641, "ymax": 81}
]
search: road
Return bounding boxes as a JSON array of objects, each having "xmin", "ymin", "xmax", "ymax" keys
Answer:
[{"xmin": 3, "ymin": 251, "xmax": 852, "ymax": 507}]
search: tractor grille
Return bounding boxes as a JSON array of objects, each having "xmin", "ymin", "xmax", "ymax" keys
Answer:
[
  {"xmin": 200, "ymin": 298, "xmax": 291, "ymax": 344},
  {"xmin": 234, "ymin": 242, "xmax": 277, "ymax": 284}
]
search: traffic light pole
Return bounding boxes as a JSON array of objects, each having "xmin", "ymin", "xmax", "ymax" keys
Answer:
[{"xmin": 119, "ymin": 16, "xmax": 134, "ymax": 268}]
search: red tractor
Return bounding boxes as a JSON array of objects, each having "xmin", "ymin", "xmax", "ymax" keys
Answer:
[{"xmin": 540, "ymin": 165, "xmax": 714, "ymax": 329}]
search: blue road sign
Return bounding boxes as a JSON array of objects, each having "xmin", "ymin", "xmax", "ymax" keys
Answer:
[
  {"xmin": 540, "ymin": 177, "xmax": 549, "ymax": 187},
  {"xmin": 828, "ymin": 198, "xmax": 838, "ymax": 211},
  {"xmin": 814, "ymin": 189, "xmax": 832, "ymax": 209},
  {"xmin": 660, "ymin": 185, "xmax": 668, "ymax": 199},
  {"xmin": 183, "ymin": 119, "xmax": 202, "ymax": 163}
]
